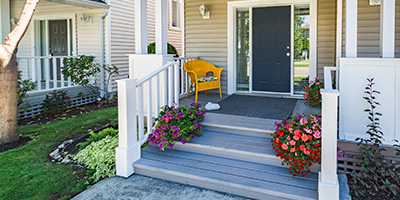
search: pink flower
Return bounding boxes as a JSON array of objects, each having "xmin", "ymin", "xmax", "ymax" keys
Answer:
[
  {"xmin": 172, "ymin": 102, "xmax": 178, "ymax": 107},
  {"xmin": 294, "ymin": 135, "xmax": 300, "ymax": 141},
  {"xmin": 282, "ymin": 143, "xmax": 288, "ymax": 150},
  {"xmin": 290, "ymin": 140, "xmax": 296, "ymax": 146},
  {"xmin": 302, "ymin": 135, "xmax": 309, "ymax": 142},
  {"xmin": 289, "ymin": 128, "xmax": 293, "ymax": 134},
  {"xmin": 313, "ymin": 130, "xmax": 321, "ymax": 139},
  {"xmin": 286, "ymin": 136, "xmax": 291, "ymax": 141},
  {"xmin": 304, "ymin": 127, "xmax": 312, "ymax": 134},
  {"xmin": 285, "ymin": 124, "xmax": 291, "ymax": 129},
  {"xmin": 304, "ymin": 148, "xmax": 311, "ymax": 155},
  {"xmin": 290, "ymin": 148, "xmax": 295, "ymax": 153},
  {"xmin": 300, "ymin": 145, "xmax": 305, "ymax": 151}
]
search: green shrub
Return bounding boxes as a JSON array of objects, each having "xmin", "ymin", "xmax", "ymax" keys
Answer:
[
  {"xmin": 17, "ymin": 70, "xmax": 36, "ymax": 108},
  {"xmin": 73, "ymin": 134, "xmax": 118, "ymax": 182},
  {"xmin": 147, "ymin": 42, "xmax": 179, "ymax": 57},
  {"xmin": 62, "ymin": 55, "xmax": 119, "ymax": 103},
  {"xmin": 303, "ymin": 77, "xmax": 324, "ymax": 108},
  {"xmin": 350, "ymin": 78, "xmax": 400, "ymax": 199},
  {"xmin": 78, "ymin": 128, "xmax": 118, "ymax": 150},
  {"xmin": 42, "ymin": 90, "xmax": 71, "ymax": 115}
]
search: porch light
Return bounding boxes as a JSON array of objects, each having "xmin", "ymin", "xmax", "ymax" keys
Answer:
[
  {"xmin": 199, "ymin": 3, "xmax": 210, "ymax": 19},
  {"xmin": 80, "ymin": 14, "xmax": 93, "ymax": 24},
  {"xmin": 369, "ymin": 0, "xmax": 380, "ymax": 5}
]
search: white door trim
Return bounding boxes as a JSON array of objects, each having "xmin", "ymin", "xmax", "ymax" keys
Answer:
[{"xmin": 227, "ymin": 0, "xmax": 317, "ymax": 95}]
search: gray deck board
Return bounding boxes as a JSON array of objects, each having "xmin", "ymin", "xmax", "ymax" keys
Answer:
[{"xmin": 135, "ymin": 154, "xmax": 318, "ymax": 200}]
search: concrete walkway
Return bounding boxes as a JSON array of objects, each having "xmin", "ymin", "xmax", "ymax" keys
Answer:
[{"xmin": 72, "ymin": 175, "xmax": 248, "ymax": 200}]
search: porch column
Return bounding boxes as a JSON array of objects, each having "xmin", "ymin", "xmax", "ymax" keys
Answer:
[
  {"xmin": 345, "ymin": 0, "xmax": 357, "ymax": 58},
  {"xmin": 155, "ymin": 0, "xmax": 168, "ymax": 54},
  {"xmin": 336, "ymin": 0, "xmax": 343, "ymax": 58},
  {"xmin": 0, "ymin": 0, "xmax": 10, "ymax": 44},
  {"xmin": 135, "ymin": 0, "xmax": 148, "ymax": 54},
  {"xmin": 381, "ymin": 0, "xmax": 395, "ymax": 58}
]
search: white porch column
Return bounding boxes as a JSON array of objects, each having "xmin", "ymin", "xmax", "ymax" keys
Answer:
[
  {"xmin": 116, "ymin": 79, "xmax": 141, "ymax": 178},
  {"xmin": 135, "ymin": 0, "xmax": 148, "ymax": 54},
  {"xmin": 319, "ymin": 89, "xmax": 340, "ymax": 200},
  {"xmin": 345, "ymin": 0, "xmax": 357, "ymax": 57},
  {"xmin": 156, "ymin": 0, "xmax": 168, "ymax": 54},
  {"xmin": 336, "ymin": 0, "xmax": 343, "ymax": 59},
  {"xmin": 0, "ymin": 0, "xmax": 10, "ymax": 44},
  {"xmin": 381, "ymin": 0, "xmax": 395, "ymax": 58}
]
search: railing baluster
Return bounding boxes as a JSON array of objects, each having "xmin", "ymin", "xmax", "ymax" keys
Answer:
[
  {"xmin": 45, "ymin": 58, "xmax": 50, "ymax": 89},
  {"xmin": 156, "ymin": 74, "xmax": 160, "ymax": 117},
  {"xmin": 53, "ymin": 58, "xmax": 58, "ymax": 89},
  {"xmin": 174, "ymin": 63, "xmax": 179, "ymax": 106},
  {"xmin": 60, "ymin": 59, "xmax": 65, "ymax": 88},
  {"xmin": 180, "ymin": 60, "xmax": 184, "ymax": 96},
  {"xmin": 138, "ymin": 86, "xmax": 145, "ymax": 142},
  {"xmin": 164, "ymin": 68, "xmax": 168, "ymax": 106},
  {"xmin": 168, "ymin": 65, "xmax": 173, "ymax": 106},
  {"xmin": 27, "ymin": 58, "xmax": 31, "ymax": 80},
  {"xmin": 36, "ymin": 58, "xmax": 41, "ymax": 91},
  {"xmin": 147, "ymin": 79, "xmax": 153, "ymax": 136}
]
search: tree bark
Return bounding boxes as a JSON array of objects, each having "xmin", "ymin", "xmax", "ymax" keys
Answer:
[{"xmin": 0, "ymin": 0, "xmax": 40, "ymax": 144}]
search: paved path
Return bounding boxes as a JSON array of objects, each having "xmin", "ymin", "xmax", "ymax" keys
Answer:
[{"xmin": 72, "ymin": 175, "xmax": 248, "ymax": 200}]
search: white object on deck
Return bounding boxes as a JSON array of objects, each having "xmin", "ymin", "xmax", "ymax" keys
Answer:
[{"xmin": 204, "ymin": 102, "xmax": 220, "ymax": 111}]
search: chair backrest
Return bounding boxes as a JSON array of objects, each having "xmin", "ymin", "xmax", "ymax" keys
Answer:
[{"xmin": 183, "ymin": 60, "xmax": 217, "ymax": 78}]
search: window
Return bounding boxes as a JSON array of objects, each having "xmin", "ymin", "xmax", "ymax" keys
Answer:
[{"xmin": 170, "ymin": 0, "xmax": 181, "ymax": 30}]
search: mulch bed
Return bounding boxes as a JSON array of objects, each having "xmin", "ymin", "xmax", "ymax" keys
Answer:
[
  {"xmin": 18, "ymin": 100, "xmax": 118, "ymax": 126},
  {"xmin": 0, "ymin": 136, "xmax": 32, "ymax": 153}
]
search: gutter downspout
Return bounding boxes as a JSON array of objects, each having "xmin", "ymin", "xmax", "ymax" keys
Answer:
[{"xmin": 100, "ymin": 8, "xmax": 109, "ymax": 98}]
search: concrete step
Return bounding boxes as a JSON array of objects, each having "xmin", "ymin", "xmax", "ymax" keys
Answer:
[{"xmin": 134, "ymin": 146, "xmax": 318, "ymax": 200}]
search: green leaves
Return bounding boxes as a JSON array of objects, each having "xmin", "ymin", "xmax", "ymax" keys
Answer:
[{"xmin": 17, "ymin": 70, "xmax": 36, "ymax": 108}]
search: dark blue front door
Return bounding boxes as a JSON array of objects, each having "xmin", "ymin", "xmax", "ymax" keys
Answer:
[{"xmin": 253, "ymin": 6, "xmax": 291, "ymax": 93}]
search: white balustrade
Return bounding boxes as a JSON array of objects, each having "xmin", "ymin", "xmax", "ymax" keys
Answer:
[
  {"xmin": 174, "ymin": 57, "xmax": 198, "ymax": 96},
  {"xmin": 17, "ymin": 56, "xmax": 76, "ymax": 93},
  {"xmin": 116, "ymin": 61, "xmax": 182, "ymax": 177}
]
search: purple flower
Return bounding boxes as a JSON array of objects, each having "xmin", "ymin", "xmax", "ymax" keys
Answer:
[
  {"xmin": 168, "ymin": 142, "xmax": 175, "ymax": 148},
  {"xmin": 190, "ymin": 134, "xmax": 195, "ymax": 139},
  {"xmin": 160, "ymin": 131, "xmax": 165, "ymax": 136},
  {"xmin": 160, "ymin": 124, "xmax": 166, "ymax": 130},
  {"xmin": 172, "ymin": 130, "xmax": 180, "ymax": 137},
  {"xmin": 192, "ymin": 119, "xmax": 198, "ymax": 124},
  {"xmin": 181, "ymin": 138, "xmax": 187, "ymax": 144},
  {"xmin": 188, "ymin": 109, "xmax": 192, "ymax": 114},
  {"xmin": 159, "ymin": 143, "xmax": 164, "ymax": 150},
  {"xmin": 159, "ymin": 116, "xmax": 165, "ymax": 121},
  {"xmin": 190, "ymin": 102, "xmax": 196, "ymax": 107},
  {"xmin": 173, "ymin": 108, "xmax": 178, "ymax": 113},
  {"xmin": 197, "ymin": 103, "xmax": 202, "ymax": 108},
  {"xmin": 160, "ymin": 137, "xmax": 167, "ymax": 143}
]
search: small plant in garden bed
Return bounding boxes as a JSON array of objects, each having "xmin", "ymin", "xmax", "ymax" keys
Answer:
[
  {"xmin": 303, "ymin": 77, "xmax": 324, "ymax": 108},
  {"xmin": 148, "ymin": 103, "xmax": 205, "ymax": 150},
  {"xmin": 42, "ymin": 90, "xmax": 71, "ymax": 115},
  {"xmin": 272, "ymin": 114, "xmax": 322, "ymax": 176},
  {"xmin": 350, "ymin": 78, "xmax": 400, "ymax": 199}
]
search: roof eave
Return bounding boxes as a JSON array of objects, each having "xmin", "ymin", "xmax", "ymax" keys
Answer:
[{"xmin": 48, "ymin": 0, "xmax": 110, "ymax": 9}]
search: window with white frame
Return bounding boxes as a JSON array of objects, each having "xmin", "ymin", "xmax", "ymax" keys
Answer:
[{"xmin": 170, "ymin": 0, "xmax": 181, "ymax": 30}]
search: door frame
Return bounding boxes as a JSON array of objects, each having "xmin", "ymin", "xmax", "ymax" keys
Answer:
[
  {"xmin": 31, "ymin": 14, "xmax": 77, "ymax": 58},
  {"xmin": 227, "ymin": 0, "xmax": 317, "ymax": 96}
]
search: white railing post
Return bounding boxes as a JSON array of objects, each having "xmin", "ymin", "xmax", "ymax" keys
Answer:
[
  {"xmin": 319, "ymin": 88, "xmax": 340, "ymax": 200},
  {"xmin": 381, "ymin": 0, "xmax": 395, "ymax": 58},
  {"xmin": 174, "ymin": 62, "xmax": 180, "ymax": 106},
  {"xmin": 116, "ymin": 79, "xmax": 140, "ymax": 178}
]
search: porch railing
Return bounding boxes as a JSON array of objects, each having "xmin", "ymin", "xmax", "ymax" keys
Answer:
[
  {"xmin": 319, "ymin": 66, "xmax": 340, "ymax": 199},
  {"xmin": 174, "ymin": 57, "xmax": 199, "ymax": 96},
  {"xmin": 116, "ymin": 61, "xmax": 180, "ymax": 177},
  {"xmin": 17, "ymin": 56, "xmax": 76, "ymax": 93}
]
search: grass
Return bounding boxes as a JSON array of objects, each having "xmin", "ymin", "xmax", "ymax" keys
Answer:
[
  {"xmin": 294, "ymin": 64, "xmax": 309, "ymax": 68},
  {"xmin": 0, "ymin": 107, "xmax": 118, "ymax": 200}
]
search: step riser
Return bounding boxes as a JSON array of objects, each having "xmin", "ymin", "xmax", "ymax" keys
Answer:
[
  {"xmin": 203, "ymin": 124, "xmax": 273, "ymax": 138},
  {"xmin": 173, "ymin": 142, "xmax": 321, "ymax": 173},
  {"xmin": 134, "ymin": 164, "xmax": 311, "ymax": 200}
]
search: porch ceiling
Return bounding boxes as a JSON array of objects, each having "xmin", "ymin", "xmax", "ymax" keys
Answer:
[{"xmin": 46, "ymin": 0, "xmax": 109, "ymax": 9}]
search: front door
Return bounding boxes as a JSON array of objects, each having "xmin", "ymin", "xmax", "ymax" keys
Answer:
[
  {"xmin": 252, "ymin": 6, "xmax": 291, "ymax": 93},
  {"xmin": 49, "ymin": 20, "xmax": 68, "ymax": 81}
]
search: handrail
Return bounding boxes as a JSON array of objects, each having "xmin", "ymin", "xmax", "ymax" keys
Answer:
[
  {"xmin": 174, "ymin": 56, "xmax": 199, "ymax": 61},
  {"xmin": 17, "ymin": 55, "xmax": 76, "ymax": 59},
  {"xmin": 137, "ymin": 61, "xmax": 176, "ymax": 86}
]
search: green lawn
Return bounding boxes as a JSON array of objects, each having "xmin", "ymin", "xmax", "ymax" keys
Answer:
[
  {"xmin": 0, "ymin": 107, "xmax": 118, "ymax": 200},
  {"xmin": 294, "ymin": 64, "xmax": 309, "ymax": 68}
]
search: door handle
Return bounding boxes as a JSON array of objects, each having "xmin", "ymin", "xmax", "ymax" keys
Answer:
[{"xmin": 286, "ymin": 53, "xmax": 290, "ymax": 57}]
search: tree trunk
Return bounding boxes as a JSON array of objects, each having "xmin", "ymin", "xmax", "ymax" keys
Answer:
[
  {"xmin": 0, "ymin": 52, "xmax": 18, "ymax": 144},
  {"xmin": 0, "ymin": 0, "xmax": 40, "ymax": 144}
]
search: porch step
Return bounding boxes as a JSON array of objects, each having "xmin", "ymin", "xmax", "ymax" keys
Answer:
[
  {"xmin": 201, "ymin": 113, "xmax": 276, "ymax": 137},
  {"xmin": 173, "ymin": 129, "xmax": 283, "ymax": 167},
  {"xmin": 134, "ymin": 146, "xmax": 318, "ymax": 200}
]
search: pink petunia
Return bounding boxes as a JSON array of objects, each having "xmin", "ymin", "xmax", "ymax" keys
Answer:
[
  {"xmin": 304, "ymin": 127, "xmax": 312, "ymax": 134},
  {"xmin": 287, "ymin": 136, "xmax": 291, "ymax": 141},
  {"xmin": 290, "ymin": 140, "xmax": 296, "ymax": 146},
  {"xmin": 302, "ymin": 135, "xmax": 309, "ymax": 142},
  {"xmin": 294, "ymin": 134, "xmax": 300, "ymax": 141},
  {"xmin": 313, "ymin": 130, "xmax": 321, "ymax": 139},
  {"xmin": 300, "ymin": 145, "xmax": 305, "ymax": 151},
  {"xmin": 282, "ymin": 143, "xmax": 288, "ymax": 150},
  {"xmin": 290, "ymin": 148, "xmax": 295, "ymax": 153},
  {"xmin": 304, "ymin": 148, "xmax": 311, "ymax": 155},
  {"xmin": 289, "ymin": 128, "xmax": 293, "ymax": 134}
]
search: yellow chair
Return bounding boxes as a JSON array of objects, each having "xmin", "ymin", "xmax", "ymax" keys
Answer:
[{"xmin": 184, "ymin": 60, "xmax": 223, "ymax": 103}]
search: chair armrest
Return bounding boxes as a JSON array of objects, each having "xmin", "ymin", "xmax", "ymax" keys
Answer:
[
  {"xmin": 186, "ymin": 70, "xmax": 198, "ymax": 83},
  {"xmin": 212, "ymin": 68, "xmax": 223, "ymax": 79}
]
